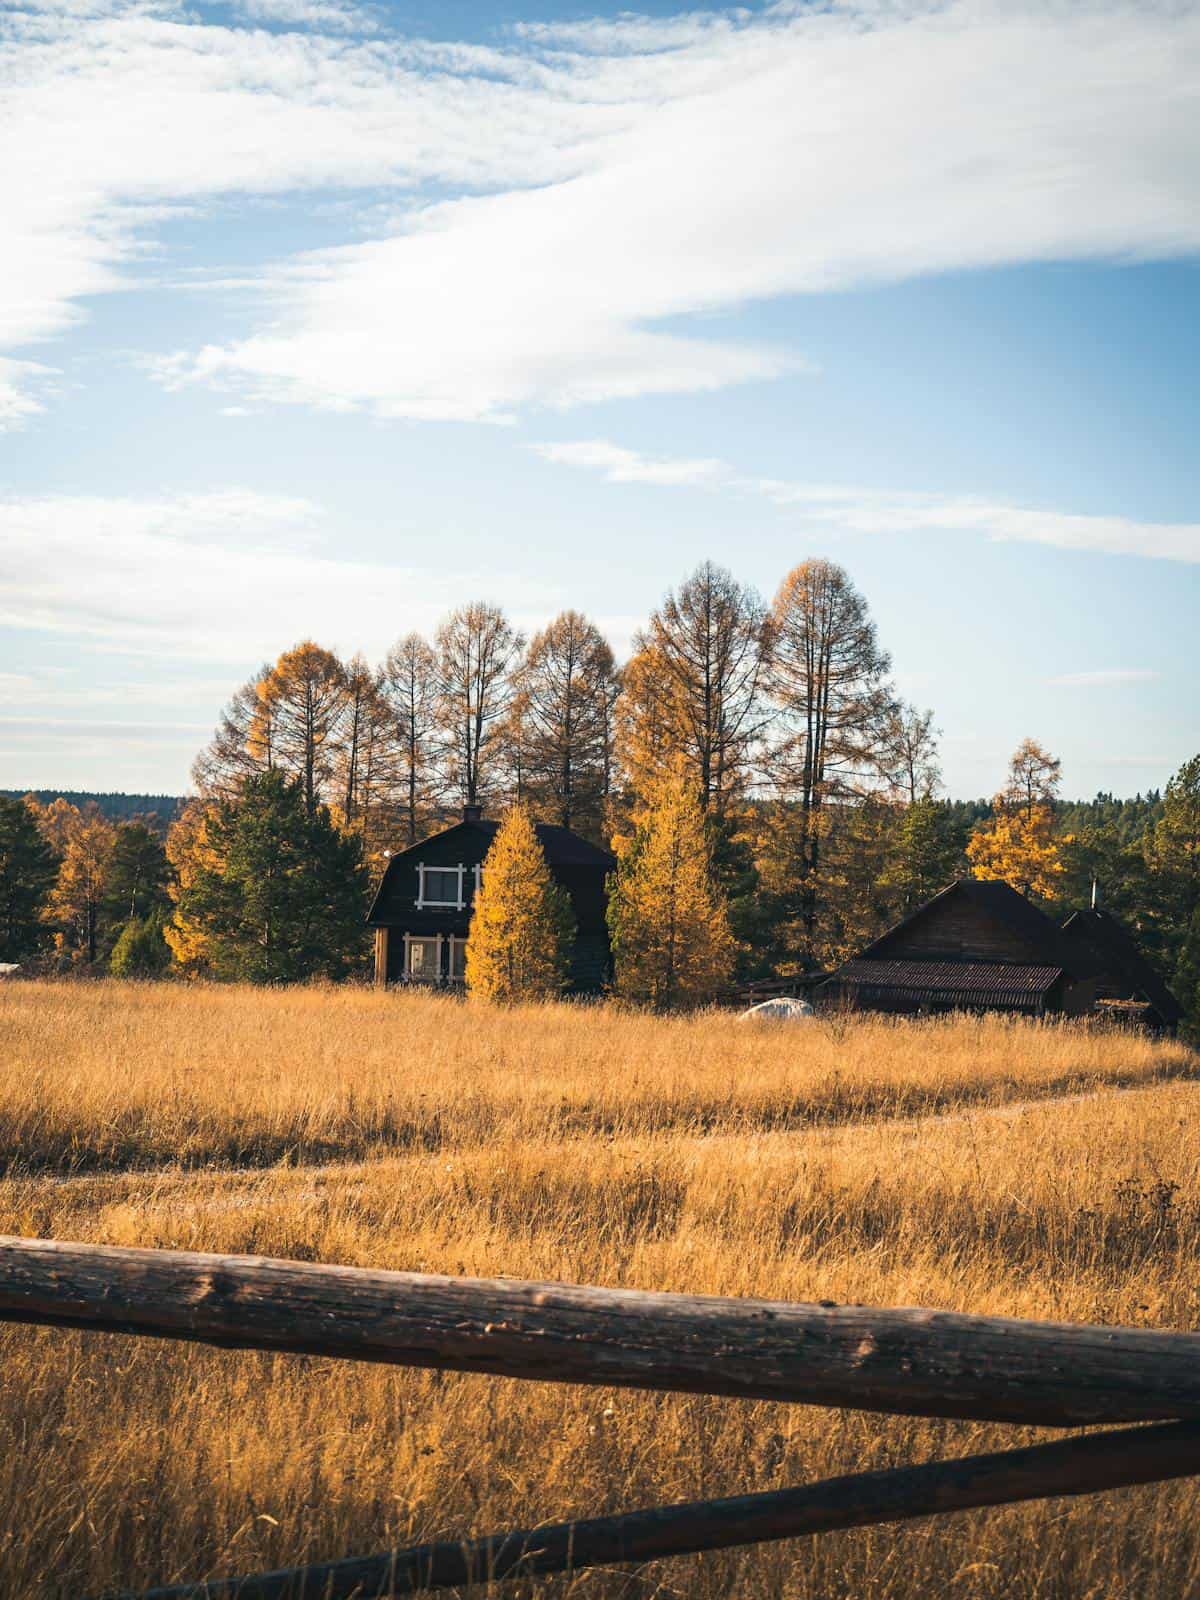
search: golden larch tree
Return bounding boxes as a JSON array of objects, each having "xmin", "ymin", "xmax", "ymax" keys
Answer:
[
  {"xmin": 163, "ymin": 800, "xmax": 220, "ymax": 975},
  {"xmin": 465, "ymin": 805, "xmax": 574, "ymax": 1004},
  {"xmin": 607, "ymin": 768, "xmax": 735, "ymax": 1010},
  {"xmin": 968, "ymin": 738, "xmax": 1064, "ymax": 900}
]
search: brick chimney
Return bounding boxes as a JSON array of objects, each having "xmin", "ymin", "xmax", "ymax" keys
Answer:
[{"xmin": 462, "ymin": 803, "xmax": 483, "ymax": 823}]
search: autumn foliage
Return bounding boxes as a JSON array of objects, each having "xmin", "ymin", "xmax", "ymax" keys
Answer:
[
  {"xmin": 465, "ymin": 805, "xmax": 575, "ymax": 1003},
  {"xmin": 607, "ymin": 769, "xmax": 735, "ymax": 1009}
]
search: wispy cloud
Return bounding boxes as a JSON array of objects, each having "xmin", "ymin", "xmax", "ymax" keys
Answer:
[
  {"xmin": 3, "ymin": 1, "xmax": 1199, "ymax": 423},
  {"xmin": 1046, "ymin": 668, "xmax": 1163, "ymax": 687},
  {"xmin": 533, "ymin": 438, "xmax": 1200, "ymax": 564},
  {"xmin": 0, "ymin": 489, "xmax": 563, "ymax": 664},
  {"xmin": 531, "ymin": 439, "xmax": 727, "ymax": 488}
]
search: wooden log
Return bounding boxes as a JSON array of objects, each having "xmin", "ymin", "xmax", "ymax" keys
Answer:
[
  {"xmin": 113, "ymin": 1420, "xmax": 1200, "ymax": 1600},
  {"xmin": 3, "ymin": 1235, "xmax": 1200, "ymax": 1428}
]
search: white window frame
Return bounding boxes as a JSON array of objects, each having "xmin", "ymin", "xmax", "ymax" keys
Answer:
[
  {"xmin": 416, "ymin": 863, "xmax": 466, "ymax": 910},
  {"xmin": 403, "ymin": 931, "xmax": 444, "ymax": 980}
]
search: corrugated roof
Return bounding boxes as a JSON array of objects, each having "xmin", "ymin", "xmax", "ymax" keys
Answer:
[
  {"xmin": 862, "ymin": 878, "xmax": 1102, "ymax": 981},
  {"xmin": 834, "ymin": 958, "xmax": 1065, "ymax": 1007}
]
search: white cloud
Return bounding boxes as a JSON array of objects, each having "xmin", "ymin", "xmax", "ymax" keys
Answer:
[
  {"xmin": 221, "ymin": 0, "xmax": 378, "ymax": 34},
  {"xmin": 1046, "ymin": 668, "xmax": 1162, "ymax": 687},
  {"xmin": 0, "ymin": 357, "xmax": 57, "ymax": 429},
  {"xmin": 3, "ymin": 1, "xmax": 1199, "ymax": 423},
  {"xmin": 531, "ymin": 438, "xmax": 728, "ymax": 487},
  {"xmin": 0, "ymin": 488, "xmax": 563, "ymax": 663},
  {"xmin": 535, "ymin": 437, "xmax": 1200, "ymax": 563},
  {"xmin": 172, "ymin": 0, "xmax": 1200, "ymax": 419}
]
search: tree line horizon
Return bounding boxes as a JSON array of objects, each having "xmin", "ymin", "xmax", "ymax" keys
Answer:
[{"xmin": 1, "ymin": 555, "xmax": 1197, "ymax": 1027}]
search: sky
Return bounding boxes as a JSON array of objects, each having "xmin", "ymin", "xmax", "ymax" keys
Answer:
[{"xmin": 1, "ymin": 0, "xmax": 1198, "ymax": 800}]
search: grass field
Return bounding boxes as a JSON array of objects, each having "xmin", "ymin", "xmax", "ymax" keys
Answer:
[{"xmin": 1, "ymin": 979, "xmax": 1199, "ymax": 1598}]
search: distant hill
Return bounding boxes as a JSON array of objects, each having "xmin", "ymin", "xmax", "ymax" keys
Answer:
[{"xmin": 2, "ymin": 790, "xmax": 182, "ymax": 829}]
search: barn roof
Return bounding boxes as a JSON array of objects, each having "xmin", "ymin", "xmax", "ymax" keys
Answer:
[
  {"xmin": 861, "ymin": 878, "xmax": 1102, "ymax": 981},
  {"xmin": 1061, "ymin": 908, "xmax": 1183, "ymax": 1025},
  {"xmin": 366, "ymin": 814, "xmax": 615, "ymax": 927},
  {"xmin": 833, "ymin": 958, "xmax": 1065, "ymax": 1011}
]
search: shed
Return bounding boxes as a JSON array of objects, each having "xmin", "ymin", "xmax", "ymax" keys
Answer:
[
  {"xmin": 366, "ymin": 806, "xmax": 615, "ymax": 994},
  {"xmin": 1061, "ymin": 908, "xmax": 1183, "ymax": 1035},
  {"xmin": 821, "ymin": 879, "xmax": 1101, "ymax": 1018}
]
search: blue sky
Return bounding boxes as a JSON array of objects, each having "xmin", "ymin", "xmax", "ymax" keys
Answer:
[{"xmin": 1, "ymin": 0, "xmax": 1197, "ymax": 798}]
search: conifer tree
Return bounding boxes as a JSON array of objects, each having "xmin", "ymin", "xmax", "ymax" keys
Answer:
[
  {"xmin": 607, "ymin": 769, "xmax": 735, "ymax": 1010},
  {"xmin": 164, "ymin": 801, "xmax": 219, "ymax": 974},
  {"xmin": 968, "ymin": 739, "xmax": 1064, "ymax": 899},
  {"xmin": 174, "ymin": 771, "xmax": 368, "ymax": 983},
  {"xmin": 465, "ymin": 805, "xmax": 574, "ymax": 1004},
  {"xmin": 0, "ymin": 795, "xmax": 59, "ymax": 962}
]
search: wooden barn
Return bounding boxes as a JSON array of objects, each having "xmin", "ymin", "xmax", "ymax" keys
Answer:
[
  {"xmin": 1061, "ymin": 906, "xmax": 1183, "ymax": 1034},
  {"xmin": 822, "ymin": 878, "xmax": 1102, "ymax": 1019},
  {"xmin": 366, "ymin": 805, "xmax": 615, "ymax": 993}
]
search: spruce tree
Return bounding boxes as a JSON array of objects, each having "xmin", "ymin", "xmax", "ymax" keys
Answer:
[
  {"xmin": 465, "ymin": 805, "xmax": 574, "ymax": 1004},
  {"xmin": 0, "ymin": 795, "xmax": 59, "ymax": 962},
  {"xmin": 607, "ymin": 770, "xmax": 735, "ymax": 1010},
  {"xmin": 176, "ymin": 771, "xmax": 368, "ymax": 983}
]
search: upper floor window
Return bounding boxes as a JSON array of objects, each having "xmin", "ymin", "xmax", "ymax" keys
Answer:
[
  {"xmin": 415, "ymin": 863, "xmax": 484, "ymax": 911},
  {"xmin": 418, "ymin": 865, "xmax": 464, "ymax": 908}
]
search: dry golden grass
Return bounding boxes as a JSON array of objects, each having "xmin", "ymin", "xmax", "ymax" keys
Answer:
[
  {"xmin": 0, "ymin": 979, "xmax": 1198, "ymax": 1598},
  {"xmin": 1, "ymin": 979, "xmax": 1192, "ymax": 1175}
]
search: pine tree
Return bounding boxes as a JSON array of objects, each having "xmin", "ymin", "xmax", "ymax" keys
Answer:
[
  {"xmin": 465, "ymin": 805, "xmax": 574, "ymax": 1003},
  {"xmin": 174, "ymin": 771, "xmax": 368, "ymax": 983},
  {"xmin": 885, "ymin": 797, "xmax": 966, "ymax": 909},
  {"xmin": 1175, "ymin": 907, "xmax": 1200, "ymax": 1044},
  {"xmin": 0, "ymin": 795, "xmax": 59, "ymax": 962},
  {"xmin": 102, "ymin": 821, "xmax": 170, "ymax": 941},
  {"xmin": 110, "ymin": 915, "xmax": 172, "ymax": 979},
  {"xmin": 607, "ymin": 770, "xmax": 735, "ymax": 1010}
]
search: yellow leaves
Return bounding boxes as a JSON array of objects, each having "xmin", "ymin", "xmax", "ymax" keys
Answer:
[
  {"xmin": 608, "ymin": 767, "xmax": 735, "ymax": 1010},
  {"xmin": 164, "ymin": 801, "xmax": 219, "ymax": 976},
  {"xmin": 967, "ymin": 803, "xmax": 1064, "ymax": 902},
  {"xmin": 465, "ymin": 806, "xmax": 574, "ymax": 1005}
]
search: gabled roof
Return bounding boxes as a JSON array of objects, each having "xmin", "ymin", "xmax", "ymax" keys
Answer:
[
  {"xmin": 1061, "ymin": 908, "xmax": 1183, "ymax": 1025},
  {"xmin": 857, "ymin": 878, "xmax": 1102, "ymax": 982},
  {"xmin": 366, "ymin": 815, "xmax": 615, "ymax": 925}
]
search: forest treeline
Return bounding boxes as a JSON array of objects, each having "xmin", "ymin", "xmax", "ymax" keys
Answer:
[{"xmin": 2, "ymin": 557, "xmax": 1197, "ymax": 1028}]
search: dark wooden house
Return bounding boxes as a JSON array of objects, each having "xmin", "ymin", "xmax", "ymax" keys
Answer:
[
  {"xmin": 821, "ymin": 879, "xmax": 1101, "ymax": 1018},
  {"xmin": 1061, "ymin": 907, "xmax": 1182, "ymax": 1034},
  {"xmin": 367, "ymin": 805, "xmax": 616, "ymax": 993}
]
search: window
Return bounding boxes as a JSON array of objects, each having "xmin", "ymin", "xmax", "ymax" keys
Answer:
[
  {"xmin": 449, "ymin": 937, "xmax": 467, "ymax": 980},
  {"xmin": 407, "ymin": 937, "xmax": 440, "ymax": 979},
  {"xmin": 417, "ymin": 865, "xmax": 464, "ymax": 908}
]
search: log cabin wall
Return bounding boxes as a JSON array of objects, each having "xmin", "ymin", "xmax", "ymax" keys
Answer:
[{"xmin": 874, "ymin": 898, "xmax": 1045, "ymax": 966}]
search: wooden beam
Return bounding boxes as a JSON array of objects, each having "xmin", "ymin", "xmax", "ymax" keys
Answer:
[
  {"xmin": 374, "ymin": 927, "xmax": 389, "ymax": 988},
  {"xmin": 114, "ymin": 1420, "xmax": 1200, "ymax": 1600},
  {"xmin": 4, "ymin": 1237, "xmax": 1200, "ymax": 1427}
]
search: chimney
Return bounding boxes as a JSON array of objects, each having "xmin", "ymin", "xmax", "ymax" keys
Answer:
[
  {"xmin": 1091, "ymin": 878, "xmax": 1100, "ymax": 911},
  {"xmin": 462, "ymin": 804, "xmax": 483, "ymax": 824}
]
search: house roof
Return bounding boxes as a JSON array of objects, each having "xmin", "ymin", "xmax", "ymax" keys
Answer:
[
  {"xmin": 366, "ymin": 815, "xmax": 615, "ymax": 926},
  {"xmin": 1061, "ymin": 908, "xmax": 1183, "ymax": 1025},
  {"xmin": 407, "ymin": 816, "xmax": 616, "ymax": 869},
  {"xmin": 832, "ymin": 958, "xmax": 1065, "ymax": 1010},
  {"xmin": 860, "ymin": 877, "xmax": 1102, "ymax": 982}
]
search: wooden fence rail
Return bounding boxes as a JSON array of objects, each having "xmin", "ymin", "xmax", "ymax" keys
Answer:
[{"xmin": 0, "ymin": 1236, "xmax": 1197, "ymax": 1597}]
